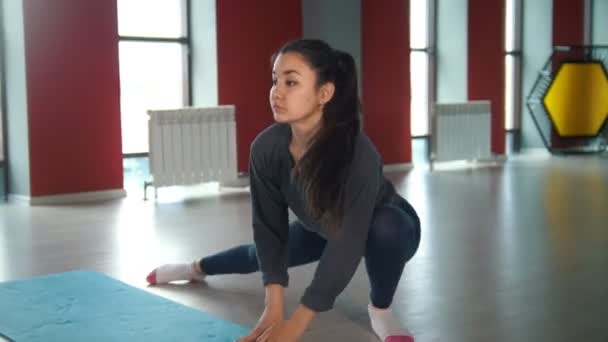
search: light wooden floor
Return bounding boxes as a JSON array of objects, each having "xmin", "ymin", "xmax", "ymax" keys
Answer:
[{"xmin": 1, "ymin": 154, "xmax": 607, "ymax": 342}]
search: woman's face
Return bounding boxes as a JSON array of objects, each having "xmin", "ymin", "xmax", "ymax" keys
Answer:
[{"xmin": 269, "ymin": 52, "xmax": 332, "ymax": 125}]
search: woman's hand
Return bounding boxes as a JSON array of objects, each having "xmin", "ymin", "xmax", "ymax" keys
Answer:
[
  {"xmin": 255, "ymin": 318, "xmax": 304, "ymax": 342},
  {"xmin": 255, "ymin": 304, "xmax": 318, "ymax": 342},
  {"xmin": 238, "ymin": 284, "xmax": 285, "ymax": 341},
  {"xmin": 236, "ymin": 304, "xmax": 284, "ymax": 342}
]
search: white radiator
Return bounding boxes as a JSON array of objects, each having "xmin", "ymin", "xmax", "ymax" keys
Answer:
[
  {"xmin": 147, "ymin": 105, "xmax": 238, "ymax": 191},
  {"xmin": 431, "ymin": 101, "xmax": 492, "ymax": 162}
]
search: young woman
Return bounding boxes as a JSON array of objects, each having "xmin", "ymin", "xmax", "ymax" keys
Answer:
[{"xmin": 147, "ymin": 39, "xmax": 421, "ymax": 342}]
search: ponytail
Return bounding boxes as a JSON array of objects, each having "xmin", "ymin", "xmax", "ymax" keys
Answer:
[{"xmin": 274, "ymin": 39, "xmax": 361, "ymax": 234}]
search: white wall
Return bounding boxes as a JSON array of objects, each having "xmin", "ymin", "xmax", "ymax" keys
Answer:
[
  {"xmin": 592, "ymin": 0, "xmax": 608, "ymax": 44},
  {"xmin": 302, "ymin": 0, "xmax": 362, "ymax": 83},
  {"xmin": 436, "ymin": 0, "xmax": 468, "ymax": 102},
  {"xmin": 520, "ymin": 0, "xmax": 552, "ymax": 149},
  {"xmin": 1, "ymin": 0, "xmax": 31, "ymax": 196}
]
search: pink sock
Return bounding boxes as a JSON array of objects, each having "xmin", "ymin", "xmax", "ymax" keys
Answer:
[
  {"xmin": 368, "ymin": 304, "xmax": 414, "ymax": 342},
  {"xmin": 146, "ymin": 263, "xmax": 206, "ymax": 285}
]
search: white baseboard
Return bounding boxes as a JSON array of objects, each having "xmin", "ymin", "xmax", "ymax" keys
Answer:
[
  {"xmin": 518, "ymin": 148, "xmax": 551, "ymax": 156},
  {"xmin": 9, "ymin": 189, "xmax": 126, "ymax": 206},
  {"xmin": 7, "ymin": 194, "xmax": 30, "ymax": 204},
  {"xmin": 430, "ymin": 155, "xmax": 506, "ymax": 171},
  {"xmin": 383, "ymin": 163, "xmax": 414, "ymax": 172},
  {"xmin": 492, "ymin": 154, "xmax": 508, "ymax": 162},
  {"xmin": 508, "ymin": 148, "xmax": 552, "ymax": 161}
]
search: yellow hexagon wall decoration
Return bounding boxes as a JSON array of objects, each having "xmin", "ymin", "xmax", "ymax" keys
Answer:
[{"xmin": 543, "ymin": 62, "xmax": 608, "ymax": 137}]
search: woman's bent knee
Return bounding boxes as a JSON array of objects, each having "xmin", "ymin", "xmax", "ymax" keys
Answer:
[{"xmin": 368, "ymin": 205, "xmax": 421, "ymax": 259}]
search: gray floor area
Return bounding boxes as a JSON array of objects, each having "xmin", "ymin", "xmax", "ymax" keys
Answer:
[{"xmin": 1, "ymin": 154, "xmax": 607, "ymax": 341}]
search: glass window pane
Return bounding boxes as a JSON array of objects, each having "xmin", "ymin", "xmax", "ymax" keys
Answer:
[
  {"xmin": 505, "ymin": 0, "xmax": 521, "ymax": 52},
  {"xmin": 410, "ymin": 0, "xmax": 430, "ymax": 49},
  {"xmin": 117, "ymin": 0, "xmax": 185, "ymax": 38},
  {"xmin": 505, "ymin": 54, "xmax": 521, "ymax": 130},
  {"xmin": 119, "ymin": 41, "xmax": 186, "ymax": 154},
  {"xmin": 411, "ymin": 51, "xmax": 430, "ymax": 136},
  {"xmin": 505, "ymin": 0, "xmax": 515, "ymax": 52}
]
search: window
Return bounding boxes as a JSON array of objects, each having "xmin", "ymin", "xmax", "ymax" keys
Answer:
[
  {"xmin": 117, "ymin": 0, "xmax": 190, "ymax": 154},
  {"xmin": 410, "ymin": 0, "xmax": 435, "ymax": 137},
  {"xmin": 505, "ymin": 0, "xmax": 522, "ymax": 131}
]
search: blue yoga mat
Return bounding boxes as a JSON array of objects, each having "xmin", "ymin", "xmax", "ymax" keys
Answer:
[{"xmin": 0, "ymin": 270, "xmax": 250, "ymax": 342}]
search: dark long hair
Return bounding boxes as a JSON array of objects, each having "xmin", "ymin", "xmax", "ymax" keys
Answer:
[{"xmin": 273, "ymin": 39, "xmax": 361, "ymax": 234}]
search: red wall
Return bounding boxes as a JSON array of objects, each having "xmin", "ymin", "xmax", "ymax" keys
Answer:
[
  {"xmin": 468, "ymin": 0, "xmax": 505, "ymax": 154},
  {"xmin": 551, "ymin": 0, "xmax": 585, "ymax": 68},
  {"xmin": 23, "ymin": 0, "xmax": 123, "ymax": 196},
  {"xmin": 553, "ymin": 0, "xmax": 584, "ymax": 46},
  {"xmin": 216, "ymin": 0, "xmax": 302, "ymax": 172},
  {"xmin": 361, "ymin": 0, "xmax": 411, "ymax": 164}
]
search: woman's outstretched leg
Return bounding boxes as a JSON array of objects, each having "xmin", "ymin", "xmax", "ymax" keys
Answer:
[
  {"xmin": 146, "ymin": 262, "xmax": 206, "ymax": 284},
  {"xmin": 146, "ymin": 220, "xmax": 326, "ymax": 285}
]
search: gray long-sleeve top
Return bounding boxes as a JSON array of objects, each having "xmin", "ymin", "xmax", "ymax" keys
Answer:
[{"xmin": 249, "ymin": 123, "xmax": 400, "ymax": 312}]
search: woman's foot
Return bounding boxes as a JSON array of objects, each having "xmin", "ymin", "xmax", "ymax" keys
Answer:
[
  {"xmin": 368, "ymin": 304, "xmax": 414, "ymax": 342},
  {"xmin": 146, "ymin": 261, "xmax": 206, "ymax": 285}
]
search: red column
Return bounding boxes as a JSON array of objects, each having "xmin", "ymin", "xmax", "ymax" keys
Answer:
[
  {"xmin": 552, "ymin": 0, "xmax": 585, "ymax": 69},
  {"xmin": 23, "ymin": 0, "xmax": 123, "ymax": 196},
  {"xmin": 361, "ymin": 0, "xmax": 411, "ymax": 164},
  {"xmin": 467, "ymin": 0, "xmax": 505, "ymax": 155},
  {"xmin": 216, "ymin": 0, "xmax": 302, "ymax": 173},
  {"xmin": 553, "ymin": 0, "xmax": 584, "ymax": 47}
]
